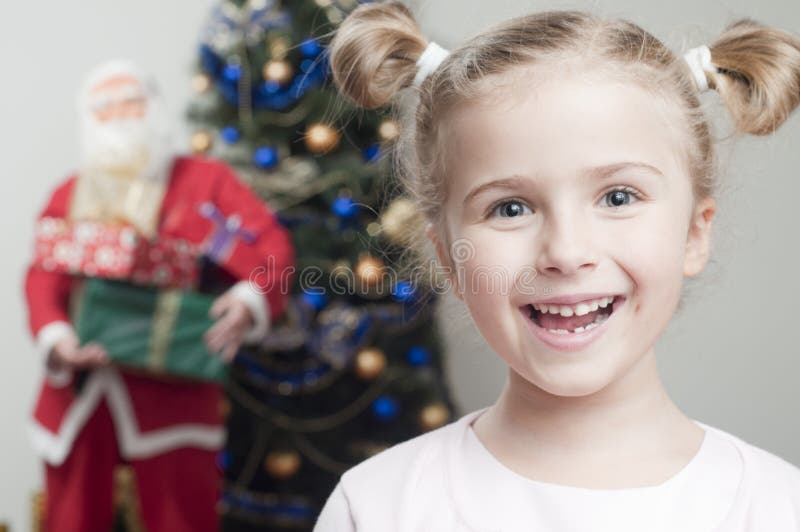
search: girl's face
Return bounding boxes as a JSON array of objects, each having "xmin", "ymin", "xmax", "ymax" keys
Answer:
[{"xmin": 432, "ymin": 73, "xmax": 715, "ymax": 397}]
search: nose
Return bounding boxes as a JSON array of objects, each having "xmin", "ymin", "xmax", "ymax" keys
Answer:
[{"xmin": 534, "ymin": 210, "xmax": 597, "ymax": 277}]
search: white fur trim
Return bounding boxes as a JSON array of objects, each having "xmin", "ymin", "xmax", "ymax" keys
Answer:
[
  {"xmin": 36, "ymin": 321, "xmax": 75, "ymax": 388},
  {"xmin": 228, "ymin": 280, "xmax": 271, "ymax": 343},
  {"xmin": 28, "ymin": 369, "xmax": 106, "ymax": 465},
  {"xmin": 29, "ymin": 367, "xmax": 226, "ymax": 465}
]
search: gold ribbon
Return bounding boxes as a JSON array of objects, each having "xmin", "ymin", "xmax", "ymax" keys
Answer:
[{"xmin": 147, "ymin": 289, "xmax": 182, "ymax": 372}]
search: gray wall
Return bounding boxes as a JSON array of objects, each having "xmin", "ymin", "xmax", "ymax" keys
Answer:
[{"xmin": 2, "ymin": 0, "xmax": 798, "ymax": 529}]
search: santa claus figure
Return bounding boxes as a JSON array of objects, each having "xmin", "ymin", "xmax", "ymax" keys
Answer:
[{"xmin": 24, "ymin": 59, "xmax": 294, "ymax": 531}]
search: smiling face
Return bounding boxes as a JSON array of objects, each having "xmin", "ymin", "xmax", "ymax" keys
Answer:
[{"xmin": 431, "ymin": 70, "xmax": 715, "ymax": 398}]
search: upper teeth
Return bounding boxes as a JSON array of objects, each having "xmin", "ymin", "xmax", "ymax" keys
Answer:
[{"xmin": 532, "ymin": 296, "xmax": 615, "ymax": 317}]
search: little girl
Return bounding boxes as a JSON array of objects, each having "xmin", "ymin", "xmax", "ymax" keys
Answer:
[{"xmin": 316, "ymin": 2, "xmax": 800, "ymax": 530}]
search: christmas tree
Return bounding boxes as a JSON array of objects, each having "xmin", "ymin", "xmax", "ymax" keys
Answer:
[{"xmin": 186, "ymin": 1, "xmax": 459, "ymax": 530}]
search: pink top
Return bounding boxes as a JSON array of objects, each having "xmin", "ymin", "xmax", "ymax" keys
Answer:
[{"xmin": 315, "ymin": 408, "xmax": 800, "ymax": 531}]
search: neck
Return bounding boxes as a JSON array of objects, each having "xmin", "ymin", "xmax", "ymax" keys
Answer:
[{"xmin": 480, "ymin": 347, "xmax": 691, "ymax": 457}]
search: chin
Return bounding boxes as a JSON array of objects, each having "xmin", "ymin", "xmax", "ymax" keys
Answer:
[
  {"xmin": 509, "ymin": 354, "xmax": 620, "ymax": 398},
  {"xmin": 536, "ymin": 376, "xmax": 613, "ymax": 398}
]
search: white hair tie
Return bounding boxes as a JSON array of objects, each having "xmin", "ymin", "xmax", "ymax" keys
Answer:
[
  {"xmin": 683, "ymin": 45, "xmax": 714, "ymax": 93},
  {"xmin": 413, "ymin": 42, "xmax": 451, "ymax": 88}
]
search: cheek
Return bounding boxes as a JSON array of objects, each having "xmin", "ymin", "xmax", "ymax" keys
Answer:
[
  {"xmin": 453, "ymin": 229, "xmax": 532, "ymax": 346},
  {"xmin": 608, "ymin": 209, "xmax": 689, "ymax": 310},
  {"xmin": 454, "ymin": 228, "xmax": 531, "ymax": 302}
]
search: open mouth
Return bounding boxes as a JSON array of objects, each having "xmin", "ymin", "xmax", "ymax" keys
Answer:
[{"xmin": 522, "ymin": 295, "xmax": 625, "ymax": 335}]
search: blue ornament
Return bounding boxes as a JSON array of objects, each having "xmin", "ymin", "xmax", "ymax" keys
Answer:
[
  {"xmin": 253, "ymin": 146, "xmax": 279, "ymax": 169},
  {"xmin": 221, "ymin": 487, "xmax": 317, "ymax": 520},
  {"xmin": 372, "ymin": 396, "xmax": 399, "ymax": 421},
  {"xmin": 263, "ymin": 80, "xmax": 281, "ymax": 94},
  {"xmin": 199, "ymin": 40, "xmax": 326, "ymax": 112},
  {"xmin": 300, "ymin": 59, "xmax": 315, "ymax": 74},
  {"xmin": 392, "ymin": 281, "xmax": 416, "ymax": 302},
  {"xmin": 363, "ymin": 143, "xmax": 381, "ymax": 162},
  {"xmin": 300, "ymin": 38, "xmax": 322, "ymax": 57},
  {"xmin": 301, "ymin": 290, "xmax": 328, "ymax": 310},
  {"xmin": 255, "ymin": 80, "xmax": 292, "ymax": 109},
  {"xmin": 290, "ymin": 74, "xmax": 312, "ymax": 99},
  {"xmin": 200, "ymin": 45, "xmax": 223, "ymax": 77},
  {"xmin": 223, "ymin": 63, "xmax": 241, "ymax": 82},
  {"xmin": 407, "ymin": 346, "xmax": 431, "ymax": 366},
  {"xmin": 216, "ymin": 450, "xmax": 231, "ymax": 471},
  {"xmin": 221, "ymin": 126, "xmax": 240, "ymax": 143},
  {"xmin": 332, "ymin": 196, "xmax": 358, "ymax": 219}
]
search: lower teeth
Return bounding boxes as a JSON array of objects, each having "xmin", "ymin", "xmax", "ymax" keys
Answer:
[{"xmin": 547, "ymin": 311, "xmax": 610, "ymax": 335}]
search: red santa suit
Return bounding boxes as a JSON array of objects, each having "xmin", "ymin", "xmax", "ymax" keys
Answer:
[{"xmin": 24, "ymin": 155, "xmax": 294, "ymax": 531}]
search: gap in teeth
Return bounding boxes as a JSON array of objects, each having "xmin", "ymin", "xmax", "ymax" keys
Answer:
[{"xmin": 547, "ymin": 311, "xmax": 610, "ymax": 334}]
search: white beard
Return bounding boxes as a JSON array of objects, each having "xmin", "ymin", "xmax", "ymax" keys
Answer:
[
  {"xmin": 79, "ymin": 103, "xmax": 174, "ymax": 182},
  {"xmin": 81, "ymin": 119, "xmax": 150, "ymax": 173}
]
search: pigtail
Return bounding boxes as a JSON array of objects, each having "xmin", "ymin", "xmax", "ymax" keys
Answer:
[
  {"xmin": 707, "ymin": 19, "xmax": 800, "ymax": 135},
  {"xmin": 329, "ymin": 1, "xmax": 428, "ymax": 109}
]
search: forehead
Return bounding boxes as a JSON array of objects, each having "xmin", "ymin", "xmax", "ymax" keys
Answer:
[{"xmin": 442, "ymin": 72, "xmax": 687, "ymax": 193}]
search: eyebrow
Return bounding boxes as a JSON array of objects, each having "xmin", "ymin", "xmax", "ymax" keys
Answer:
[{"xmin": 462, "ymin": 162, "xmax": 664, "ymax": 205}]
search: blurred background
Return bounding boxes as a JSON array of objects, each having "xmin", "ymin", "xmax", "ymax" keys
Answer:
[{"xmin": 1, "ymin": 0, "xmax": 799, "ymax": 530}]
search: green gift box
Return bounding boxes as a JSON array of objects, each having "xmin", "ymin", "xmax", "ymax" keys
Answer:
[{"xmin": 73, "ymin": 277, "xmax": 228, "ymax": 383}]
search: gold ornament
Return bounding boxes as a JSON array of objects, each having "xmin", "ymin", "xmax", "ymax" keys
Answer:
[
  {"xmin": 380, "ymin": 197, "xmax": 419, "ymax": 245},
  {"xmin": 350, "ymin": 440, "xmax": 390, "ymax": 459},
  {"xmin": 355, "ymin": 255, "xmax": 384, "ymax": 286},
  {"xmin": 354, "ymin": 347, "xmax": 387, "ymax": 380},
  {"xmin": 331, "ymin": 259, "xmax": 351, "ymax": 280},
  {"xmin": 31, "ymin": 492, "xmax": 44, "ymax": 532},
  {"xmin": 365, "ymin": 443, "xmax": 389, "ymax": 457},
  {"xmin": 191, "ymin": 73, "xmax": 211, "ymax": 93},
  {"xmin": 378, "ymin": 119, "xmax": 400, "ymax": 142},
  {"xmin": 190, "ymin": 131, "xmax": 213, "ymax": 154},
  {"xmin": 216, "ymin": 500, "xmax": 230, "ymax": 515},
  {"xmin": 263, "ymin": 59, "xmax": 293, "ymax": 85},
  {"xmin": 304, "ymin": 123, "xmax": 341, "ymax": 154},
  {"xmin": 264, "ymin": 450, "xmax": 302, "ymax": 479},
  {"xmin": 218, "ymin": 398, "xmax": 231, "ymax": 419},
  {"xmin": 113, "ymin": 465, "xmax": 144, "ymax": 530},
  {"xmin": 269, "ymin": 37, "xmax": 290, "ymax": 59},
  {"xmin": 419, "ymin": 403, "xmax": 450, "ymax": 431}
]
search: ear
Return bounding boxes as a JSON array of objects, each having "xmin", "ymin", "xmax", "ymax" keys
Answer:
[
  {"xmin": 425, "ymin": 223, "xmax": 463, "ymax": 301},
  {"xmin": 683, "ymin": 196, "xmax": 716, "ymax": 277}
]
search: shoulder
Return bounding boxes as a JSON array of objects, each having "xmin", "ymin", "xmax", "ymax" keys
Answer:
[
  {"xmin": 340, "ymin": 418, "xmax": 454, "ymax": 491},
  {"xmin": 739, "ymin": 439, "xmax": 800, "ymax": 506},
  {"xmin": 52, "ymin": 175, "xmax": 78, "ymax": 196},
  {"xmin": 169, "ymin": 155, "xmax": 238, "ymax": 186},
  {"xmin": 38, "ymin": 175, "xmax": 78, "ymax": 217},
  {"xmin": 335, "ymin": 410, "xmax": 480, "ymax": 522},
  {"xmin": 700, "ymin": 422, "xmax": 800, "ymax": 507}
]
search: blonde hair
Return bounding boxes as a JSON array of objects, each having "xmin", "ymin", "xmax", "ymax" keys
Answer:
[{"xmin": 329, "ymin": 2, "xmax": 800, "ymax": 272}]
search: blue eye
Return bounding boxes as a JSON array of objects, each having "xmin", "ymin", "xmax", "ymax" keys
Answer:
[
  {"xmin": 490, "ymin": 200, "xmax": 532, "ymax": 218},
  {"xmin": 603, "ymin": 186, "xmax": 642, "ymax": 208}
]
